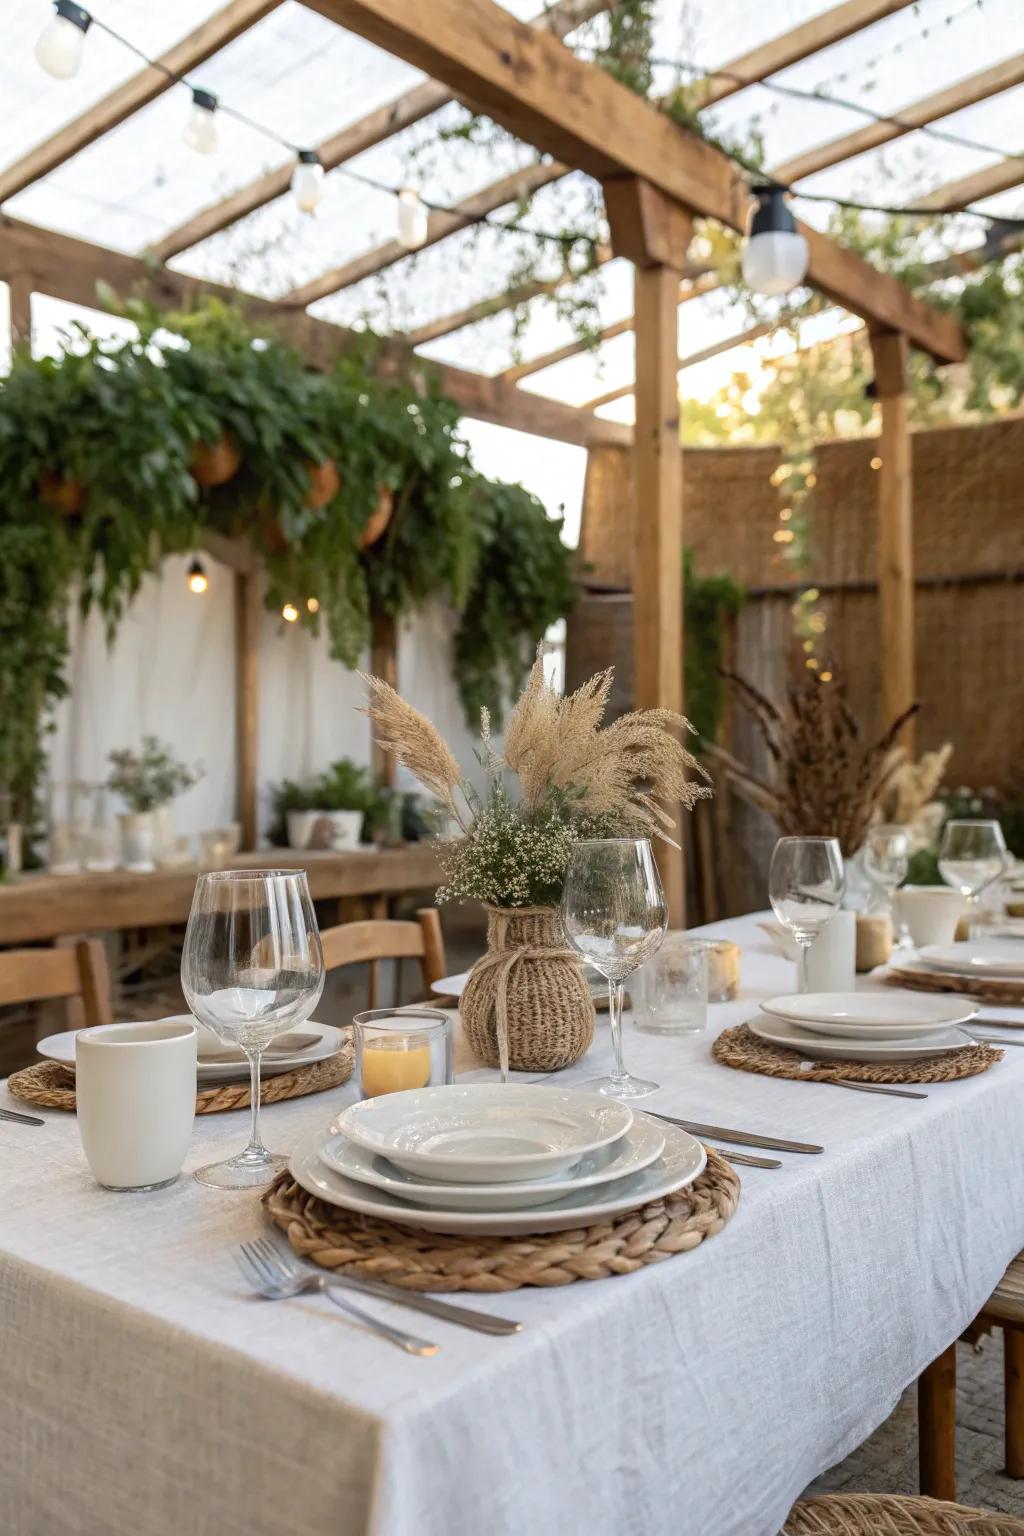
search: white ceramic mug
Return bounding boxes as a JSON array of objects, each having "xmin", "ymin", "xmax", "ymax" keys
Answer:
[
  {"xmin": 75, "ymin": 1020, "xmax": 197, "ymax": 1191},
  {"xmin": 895, "ymin": 886, "xmax": 965, "ymax": 949},
  {"xmin": 805, "ymin": 909, "xmax": 856, "ymax": 991}
]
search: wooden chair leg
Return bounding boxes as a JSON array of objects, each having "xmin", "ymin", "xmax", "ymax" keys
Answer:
[
  {"xmin": 1005, "ymin": 1325, "xmax": 1024, "ymax": 1476},
  {"xmin": 919, "ymin": 1342, "xmax": 957, "ymax": 1501}
]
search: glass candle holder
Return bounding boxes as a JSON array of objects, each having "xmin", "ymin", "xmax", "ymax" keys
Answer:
[
  {"xmin": 632, "ymin": 935, "xmax": 709, "ymax": 1036},
  {"xmin": 352, "ymin": 1008, "xmax": 453, "ymax": 1099}
]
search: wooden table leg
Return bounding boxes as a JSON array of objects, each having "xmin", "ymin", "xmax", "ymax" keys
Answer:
[
  {"xmin": 1005, "ymin": 1325, "xmax": 1024, "ymax": 1476},
  {"xmin": 919, "ymin": 1342, "xmax": 957, "ymax": 1500}
]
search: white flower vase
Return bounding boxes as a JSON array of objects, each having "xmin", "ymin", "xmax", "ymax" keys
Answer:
[
  {"xmin": 119, "ymin": 811, "xmax": 158, "ymax": 872},
  {"xmin": 324, "ymin": 811, "xmax": 363, "ymax": 850},
  {"xmin": 805, "ymin": 908, "xmax": 857, "ymax": 992}
]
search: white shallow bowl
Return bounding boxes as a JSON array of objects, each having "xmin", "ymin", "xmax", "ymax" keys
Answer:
[
  {"xmin": 292, "ymin": 1115, "xmax": 705, "ymax": 1236},
  {"xmin": 750, "ymin": 1014, "xmax": 971, "ymax": 1062},
  {"xmin": 37, "ymin": 1017, "xmax": 342, "ymax": 1085},
  {"xmin": 336, "ymin": 1083, "xmax": 633, "ymax": 1183},
  {"xmin": 760, "ymin": 992, "xmax": 978, "ymax": 1039},
  {"xmin": 919, "ymin": 940, "xmax": 1024, "ymax": 978},
  {"xmin": 319, "ymin": 1116, "xmax": 666, "ymax": 1212}
]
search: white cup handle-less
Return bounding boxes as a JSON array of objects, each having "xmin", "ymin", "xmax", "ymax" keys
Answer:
[{"xmin": 75, "ymin": 1021, "xmax": 197, "ymax": 1190}]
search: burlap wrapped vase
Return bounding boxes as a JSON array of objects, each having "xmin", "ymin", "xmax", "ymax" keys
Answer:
[{"xmin": 460, "ymin": 905, "xmax": 595, "ymax": 1075}]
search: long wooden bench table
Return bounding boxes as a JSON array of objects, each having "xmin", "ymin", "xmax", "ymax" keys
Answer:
[{"xmin": 0, "ymin": 845, "xmax": 444, "ymax": 944}]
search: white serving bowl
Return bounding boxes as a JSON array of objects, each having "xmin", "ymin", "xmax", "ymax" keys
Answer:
[{"xmin": 335, "ymin": 1083, "xmax": 633, "ymax": 1184}]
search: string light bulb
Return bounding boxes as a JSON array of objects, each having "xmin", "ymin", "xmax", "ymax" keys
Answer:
[
  {"xmin": 306, "ymin": 597, "xmax": 320, "ymax": 614},
  {"xmin": 186, "ymin": 558, "xmax": 208, "ymax": 595},
  {"xmin": 742, "ymin": 184, "xmax": 809, "ymax": 296},
  {"xmin": 396, "ymin": 188, "xmax": 428, "ymax": 251},
  {"xmin": 35, "ymin": 1, "xmax": 91, "ymax": 78},
  {"xmin": 183, "ymin": 88, "xmax": 218, "ymax": 155},
  {"xmin": 281, "ymin": 602, "xmax": 299, "ymax": 623},
  {"xmin": 291, "ymin": 150, "xmax": 324, "ymax": 213},
  {"xmin": 870, "ymin": 455, "xmax": 883, "ymax": 470}
]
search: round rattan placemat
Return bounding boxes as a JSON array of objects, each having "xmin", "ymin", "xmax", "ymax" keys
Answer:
[
  {"xmin": 887, "ymin": 964, "xmax": 1024, "ymax": 1009},
  {"xmin": 261, "ymin": 1145, "xmax": 740, "ymax": 1292},
  {"xmin": 713, "ymin": 1023, "xmax": 1002, "ymax": 1084},
  {"xmin": 8, "ymin": 1043, "xmax": 354, "ymax": 1115},
  {"xmin": 783, "ymin": 1492, "xmax": 1024, "ymax": 1535}
]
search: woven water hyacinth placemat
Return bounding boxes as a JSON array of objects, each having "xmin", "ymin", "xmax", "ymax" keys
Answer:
[
  {"xmin": 886, "ymin": 964, "xmax": 1024, "ymax": 1009},
  {"xmin": 261, "ymin": 1146, "xmax": 740, "ymax": 1292},
  {"xmin": 8, "ymin": 1042, "xmax": 354, "ymax": 1115},
  {"xmin": 713, "ymin": 1023, "xmax": 1001, "ymax": 1085}
]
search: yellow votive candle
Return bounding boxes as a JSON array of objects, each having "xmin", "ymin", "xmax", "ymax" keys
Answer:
[{"xmin": 361, "ymin": 1035, "xmax": 433, "ymax": 1097}]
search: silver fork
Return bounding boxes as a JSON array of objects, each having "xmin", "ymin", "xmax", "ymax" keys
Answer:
[
  {"xmin": 236, "ymin": 1239, "xmax": 439, "ymax": 1356},
  {"xmin": 262, "ymin": 1237, "xmax": 521, "ymax": 1336}
]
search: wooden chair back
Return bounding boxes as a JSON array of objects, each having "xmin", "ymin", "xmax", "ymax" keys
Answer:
[
  {"xmin": 0, "ymin": 939, "xmax": 112, "ymax": 1027},
  {"xmin": 318, "ymin": 908, "xmax": 446, "ymax": 1008}
]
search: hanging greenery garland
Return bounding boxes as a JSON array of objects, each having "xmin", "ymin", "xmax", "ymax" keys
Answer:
[{"xmin": 0, "ymin": 300, "xmax": 577, "ymax": 822}]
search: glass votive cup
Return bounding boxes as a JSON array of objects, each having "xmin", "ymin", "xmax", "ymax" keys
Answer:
[
  {"xmin": 352, "ymin": 1008, "xmax": 454, "ymax": 1099},
  {"xmin": 633, "ymin": 935, "xmax": 709, "ymax": 1036}
]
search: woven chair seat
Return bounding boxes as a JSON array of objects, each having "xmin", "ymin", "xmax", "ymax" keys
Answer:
[
  {"xmin": 982, "ymin": 1252, "xmax": 1024, "ymax": 1326},
  {"xmin": 783, "ymin": 1494, "xmax": 1024, "ymax": 1535}
]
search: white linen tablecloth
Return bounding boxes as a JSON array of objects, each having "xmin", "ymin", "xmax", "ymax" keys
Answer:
[{"xmin": 4, "ymin": 913, "xmax": 1024, "ymax": 1536}]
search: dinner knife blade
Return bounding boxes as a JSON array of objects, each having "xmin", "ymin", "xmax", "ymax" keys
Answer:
[{"xmin": 648, "ymin": 1111, "xmax": 823, "ymax": 1155}]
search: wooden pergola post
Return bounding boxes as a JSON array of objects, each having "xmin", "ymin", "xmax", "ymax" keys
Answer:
[
  {"xmin": 234, "ymin": 568, "xmax": 261, "ymax": 849},
  {"xmin": 370, "ymin": 609, "xmax": 398, "ymax": 787},
  {"xmin": 870, "ymin": 328, "xmax": 917, "ymax": 753},
  {"xmin": 603, "ymin": 177, "xmax": 690, "ymax": 926}
]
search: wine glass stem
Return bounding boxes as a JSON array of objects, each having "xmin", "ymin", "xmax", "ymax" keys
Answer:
[
  {"xmin": 244, "ymin": 1047, "xmax": 266, "ymax": 1157},
  {"xmin": 608, "ymin": 980, "xmax": 628, "ymax": 1083},
  {"xmin": 798, "ymin": 941, "xmax": 811, "ymax": 994}
]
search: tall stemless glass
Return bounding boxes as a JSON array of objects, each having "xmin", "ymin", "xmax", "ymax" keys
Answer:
[
  {"xmin": 560, "ymin": 838, "xmax": 668, "ymax": 1100},
  {"xmin": 769, "ymin": 836, "xmax": 845, "ymax": 993},
  {"xmin": 182, "ymin": 870, "xmax": 324, "ymax": 1189}
]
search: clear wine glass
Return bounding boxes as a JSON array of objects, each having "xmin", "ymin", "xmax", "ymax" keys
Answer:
[
  {"xmin": 182, "ymin": 870, "xmax": 324, "ymax": 1189},
  {"xmin": 938, "ymin": 819, "xmax": 1008, "ymax": 912},
  {"xmin": 863, "ymin": 823, "xmax": 910, "ymax": 929},
  {"xmin": 769, "ymin": 836, "xmax": 845, "ymax": 993},
  {"xmin": 560, "ymin": 838, "xmax": 668, "ymax": 1100}
]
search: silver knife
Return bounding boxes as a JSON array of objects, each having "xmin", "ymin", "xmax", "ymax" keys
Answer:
[
  {"xmin": 295, "ymin": 1267, "xmax": 522, "ymax": 1335},
  {"xmin": 649, "ymin": 1110, "xmax": 823, "ymax": 1155},
  {"xmin": 0, "ymin": 1106, "xmax": 45, "ymax": 1126},
  {"xmin": 821, "ymin": 1077, "xmax": 928, "ymax": 1100},
  {"xmin": 716, "ymin": 1148, "xmax": 782, "ymax": 1170},
  {"xmin": 964, "ymin": 1031, "xmax": 1024, "ymax": 1048}
]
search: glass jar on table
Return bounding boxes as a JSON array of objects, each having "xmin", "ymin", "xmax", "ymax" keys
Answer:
[
  {"xmin": 633, "ymin": 935, "xmax": 710, "ymax": 1036},
  {"xmin": 353, "ymin": 1008, "xmax": 453, "ymax": 1098}
]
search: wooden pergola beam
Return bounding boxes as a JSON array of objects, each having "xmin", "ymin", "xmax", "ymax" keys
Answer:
[
  {"xmin": 580, "ymin": 320, "xmax": 775, "ymax": 411},
  {"xmin": 693, "ymin": 0, "xmax": 917, "ymax": 108},
  {"xmin": 149, "ymin": 0, "xmax": 608, "ymax": 262},
  {"xmin": 286, "ymin": 161, "xmax": 568, "ymax": 308},
  {"xmin": 772, "ymin": 53, "xmax": 1024, "ymax": 186},
  {"xmin": 0, "ymin": 215, "xmax": 625, "ymax": 446},
  {"xmin": 401, "ymin": 251, "xmax": 614, "ymax": 348},
  {"xmin": 916, "ymin": 155, "xmax": 1024, "ymax": 213},
  {"xmin": 870, "ymin": 328, "xmax": 916, "ymax": 753},
  {"xmin": 0, "ymin": 0, "xmax": 283, "ymax": 207},
  {"xmin": 301, "ymin": 0, "xmax": 965, "ymax": 362}
]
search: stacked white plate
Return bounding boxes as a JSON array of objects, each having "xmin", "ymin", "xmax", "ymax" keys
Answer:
[
  {"xmin": 750, "ymin": 992, "xmax": 979, "ymax": 1062},
  {"xmin": 37, "ymin": 1015, "xmax": 345, "ymax": 1085},
  {"xmin": 915, "ymin": 940, "xmax": 1024, "ymax": 982},
  {"xmin": 290, "ymin": 1082, "xmax": 707, "ymax": 1236}
]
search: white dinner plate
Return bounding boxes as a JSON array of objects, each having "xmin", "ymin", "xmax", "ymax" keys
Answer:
[
  {"xmin": 37, "ymin": 1016, "xmax": 343, "ymax": 1085},
  {"xmin": 760, "ymin": 992, "xmax": 978, "ymax": 1039},
  {"xmin": 318, "ymin": 1116, "xmax": 666, "ymax": 1211},
  {"xmin": 750, "ymin": 1013, "xmax": 972, "ymax": 1061},
  {"xmin": 291, "ymin": 1114, "xmax": 705, "ymax": 1236},
  {"xmin": 919, "ymin": 940, "xmax": 1024, "ymax": 978},
  {"xmin": 335, "ymin": 1083, "xmax": 633, "ymax": 1183}
]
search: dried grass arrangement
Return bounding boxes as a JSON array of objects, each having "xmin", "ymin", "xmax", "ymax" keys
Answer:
[
  {"xmin": 707, "ymin": 670, "xmax": 918, "ymax": 857},
  {"xmin": 361, "ymin": 660, "xmax": 712, "ymax": 1072}
]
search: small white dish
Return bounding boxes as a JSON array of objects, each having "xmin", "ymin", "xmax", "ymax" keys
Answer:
[
  {"xmin": 319, "ymin": 1116, "xmax": 666, "ymax": 1211},
  {"xmin": 750, "ymin": 1013, "xmax": 971, "ymax": 1062},
  {"xmin": 291, "ymin": 1115, "xmax": 705, "ymax": 1236},
  {"xmin": 760, "ymin": 992, "xmax": 977, "ymax": 1039},
  {"xmin": 38, "ymin": 1016, "xmax": 342, "ymax": 1085},
  {"xmin": 335, "ymin": 1083, "xmax": 633, "ymax": 1184},
  {"xmin": 919, "ymin": 940, "xmax": 1024, "ymax": 978}
]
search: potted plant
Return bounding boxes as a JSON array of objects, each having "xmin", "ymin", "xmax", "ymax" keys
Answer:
[
  {"xmin": 107, "ymin": 736, "xmax": 202, "ymax": 871},
  {"xmin": 362, "ymin": 660, "xmax": 711, "ymax": 1072},
  {"xmin": 270, "ymin": 759, "xmax": 383, "ymax": 850}
]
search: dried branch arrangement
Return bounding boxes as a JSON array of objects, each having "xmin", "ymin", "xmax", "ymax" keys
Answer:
[
  {"xmin": 361, "ymin": 658, "xmax": 712, "ymax": 907},
  {"xmin": 706, "ymin": 670, "xmax": 918, "ymax": 856},
  {"xmin": 879, "ymin": 742, "xmax": 953, "ymax": 826}
]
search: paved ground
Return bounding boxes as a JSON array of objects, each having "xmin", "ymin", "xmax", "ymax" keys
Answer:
[{"xmin": 806, "ymin": 1335, "xmax": 1024, "ymax": 1516}]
